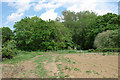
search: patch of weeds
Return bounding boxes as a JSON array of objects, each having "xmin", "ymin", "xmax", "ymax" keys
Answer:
[
  {"xmin": 60, "ymin": 75, "xmax": 65, "ymax": 78},
  {"xmin": 102, "ymin": 53, "xmax": 106, "ymax": 56},
  {"xmin": 93, "ymin": 65, "xmax": 96, "ymax": 66},
  {"xmin": 34, "ymin": 54, "xmax": 52, "ymax": 64},
  {"xmin": 36, "ymin": 63, "xmax": 43, "ymax": 68},
  {"xmin": 68, "ymin": 50, "xmax": 77, "ymax": 53},
  {"xmin": 57, "ymin": 64, "xmax": 61, "ymax": 70},
  {"xmin": 65, "ymin": 66, "xmax": 71, "ymax": 71},
  {"xmin": 30, "ymin": 70, "xmax": 33, "ymax": 73},
  {"xmin": 3, "ymin": 52, "xmax": 43, "ymax": 64},
  {"xmin": 65, "ymin": 75, "xmax": 69, "ymax": 77},
  {"xmin": 68, "ymin": 59, "xmax": 71, "ymax": 63},
  {"xmin": 93, "ymin": 70, "xmax": 100, "ymax": 75},
  {"xmin": 86, "ymin": 70, "xmax": 92, "ymax": 75},
  {"xmin": 55, "ymin": 56, "xmax": 61, "ymax": 62},
  {"xmin": 56, "ymin": 64, "xmax": 64, "ymax": 78},
  {"xmin": 73, "ymin": 62, "xmax": 76, "ymax": 64},
  {"xmin": 74, "ymin": 68, "xmax": 79, "ymax": 71},
  {"xmin": 54, "ymin": 73, "xmax": 57, "ymax": 76},
  {"xmin": 61, "ymin": 56, "xmax": 69, "ymax": 63},
  {"xmin": 22, "ymin": 72, "xmax": 28, "ymax": 78},
  {"xmin": 34, "ymin": 63, "xmax": 47, "ymax": 77},
  {"xmin": 107, "ymin": 52, "xmax": 112, "ymax": 55},
  {"xmin": 80, "ymin": 70, "xmax": 82, "ymax": 72},
  {"xmin": 112, "ymin": 68, "xmax": 117, "ymax": 71},
  {"xmin": 22, "ymin": 73, "xmax": 25, "ymax": 75},
  {"xmin": 58, "ymin": 64, "xmax": 62, "ymax": 65}
]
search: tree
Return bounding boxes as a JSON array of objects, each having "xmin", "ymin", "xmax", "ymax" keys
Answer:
[
  {"xmin": 94, "ymin": 30, "xmax": 118, "ymax": 49},
  {"xmin": 50, "ymin": 21, "xmax": 73, "ymax": 50},
  {"xmin": 13, "ymin": 16, "xmax": 73, "ymax": 51},
  {"xmin": 85, "ymin": 13, "xmax": 119, "ymax": 49},
  {"xmin": 61, "ymin": 10, "xmax": 97, "ymax": 49},
  {"xmin": 1, "ymin": 27, "xmax": 14, "ymax": 45}
]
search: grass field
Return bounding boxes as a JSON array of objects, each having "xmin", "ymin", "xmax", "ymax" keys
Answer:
[{"xmin": 2, "ymin": 51, "xmax": 119, "ymax": 78}]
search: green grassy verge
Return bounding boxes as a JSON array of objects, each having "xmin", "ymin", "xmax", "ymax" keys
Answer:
[{"xmin": 2, "ymin": 52, "xmax": 43, "ymax": 64}]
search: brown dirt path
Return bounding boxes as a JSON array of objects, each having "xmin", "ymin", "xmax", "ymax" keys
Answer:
[
  {"xmin": 44, "ymin": 55, "xmax": 59, "ymax": 77},
  {"xmin": 2, "ymin": 55, "xmax": 41, "ymax": 78},
  {"xmin": 2, "ymin": 53, "xmax": 118, "ymax": 78}
]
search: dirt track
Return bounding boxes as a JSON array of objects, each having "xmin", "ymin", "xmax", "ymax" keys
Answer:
[{"xmin": 2, "ymin": 53, "xmax": 118, "ymax": 78}]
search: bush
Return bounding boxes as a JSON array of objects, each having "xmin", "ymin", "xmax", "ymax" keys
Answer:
[
  {"xmin": 2, "ymin": 40, "xmax": 18, "ymax": 60},
  {"xmin": 95, "ymin": 48, "xmax": 120, "ymax": 52},
  {"xmin": 76, "ymin": 45, "xmax": 81, "ymax": 50},
  {"xmin": 94, "ymin": 30, "xmax": 119, "ymax": 50},
  {"xmin": 68, "ymin": 46, "xmax": 72, "ymax": 50},
  {"xmin": 88, "ymin": 49, "xmax": 95, "ymax": 52},
  {"xmin": 68, "ymin": 50, "xmax": 77, "ymax": 53},
  {"xmin": 47, "ymin": 46, "xmax": 53, "ymax": 50}
]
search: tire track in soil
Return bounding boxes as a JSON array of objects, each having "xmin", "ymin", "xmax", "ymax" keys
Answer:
[
  {"xmin": 3, "ymin": 55, "xmax": 41, "ymax": 78},
  {"xmin": 14, "ymin": 55, "xmax": 41, "ymax": 78},
  {"xmin": 44, "ymin": 55, "xmax": 59, "ymax": 77}
]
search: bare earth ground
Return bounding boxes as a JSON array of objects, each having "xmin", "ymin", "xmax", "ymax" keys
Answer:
[{"xmin": 2, "ymin": 53, "xmax": 118, "ymax": 78}]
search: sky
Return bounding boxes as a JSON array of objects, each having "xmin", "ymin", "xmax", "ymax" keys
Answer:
[{"xmin": 0, "ymin": 0, "xmax": 119, "ymax": 30}]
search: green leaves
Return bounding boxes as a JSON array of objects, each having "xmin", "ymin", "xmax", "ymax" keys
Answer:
[
  {"xmin": 94, "ymin": 30, "xmax": 118, "ymax": 49},
  {"xmin": 13, "ymin": 16, "xmax": 73, "ymax": 51},
  {"xmin": 2, "ymin": 27, "xmax": 14, "ymax": 44},
  {"xmin": 2, "ymin": 40, "xmax": 17, "ymax": 57},
  {"xmin": 2, "ymin": 11, "xmax": 119, "ymax": 52}
]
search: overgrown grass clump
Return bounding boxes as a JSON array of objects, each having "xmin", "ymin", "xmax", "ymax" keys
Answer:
[{"xmin": 2, "ymin": 51, "xmax": 43, "ymax": 64}]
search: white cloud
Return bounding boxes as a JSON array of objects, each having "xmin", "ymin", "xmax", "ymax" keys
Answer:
[
  {"xmin": 29, "ymin": 15, "xmax": 36, "ymax": 18},
  {"xmin": 6, "ymin": 12, "xmax": 24, "ymax": 23},
  {"xmin": 34, "ymin": 0, "xmax": 61, "ymax": 11},
  {"xmin": 40, "ymin": 9, "xmax": 58, "ymax": 20},
  {"xmin": 64, "ymin": 0, "xmax": 118, "ymax": 15},
  {"xmin": 5, "ymin": 0, "xmax": 33, "ymax": 25},
  {"xmin": 2, "ymin": 0, "xmax": 34, "ymax": 2},
  {"xmin": 94, "ymin": 9, "xmax": 113, "ymax": 15},
  {"xmin": 33, "ymin": 0, "xmax": 118, "ymax": 15},
  {"xmin": 8, "ymin": 0, "xmax": 34, "ymax": 13},
  {"xmin": 4, "ymin": 0, "xmax": 119, "ymax": 26}
]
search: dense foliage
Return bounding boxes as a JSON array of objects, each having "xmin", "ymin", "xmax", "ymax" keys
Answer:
[
  {"xmin": 2, "ymin": 40, "xmax": 17, "ymax": 58},
  {"xmin": 85, "ymin": 13, "xmax": 119, "ymax": 49},
  {"xmin": 13, "ymin": 16, "xmax": 73, "ymax": 51},
  {"xmin": 2, "ymin": 27, "xmax": 14, "ymax": 45},
  {"xmin": 94, "ymin": 30, "xmax": 118, "ymax": 49},
  {"xmin": 1, "ymin": 10, "xmax": 120, "ymax": 58}
]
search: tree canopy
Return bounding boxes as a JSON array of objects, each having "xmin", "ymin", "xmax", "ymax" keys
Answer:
[{"xmin": 1, "ymin": 10, "xmax": 119, "ymax": 52}]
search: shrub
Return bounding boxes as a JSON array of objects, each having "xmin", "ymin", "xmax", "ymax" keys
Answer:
[
  {"xmin": 95, "ymin": 48, "xmax": 120, "ymax": 52},
  {"xmin": 68, "ymin": 50, "xmax": 77, "ymax": 53},
  {"xmin": 47, "ymin": 46, "xmax": 53, "ymax": 50},
  {"xmin": 94, "ymin": 30, "xmax": 119, "ymax": 51},
  {"xmin": 2, "ymin": 40, "xmax": 18, "ymax": 60},
  {"xmin": 76, "ymin": 45, "xmax": 81, "ymax": 50},
  {"xmin": 88, "ymin": 49, "xmax": 95, "ymax": 52},
  {"xmin": 102, "ymin": 53, "xmax": 106, "ymax": 56},
  {"xmin": 68, "ymin": 46, "xmax": 72, "ymax": 50}
]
